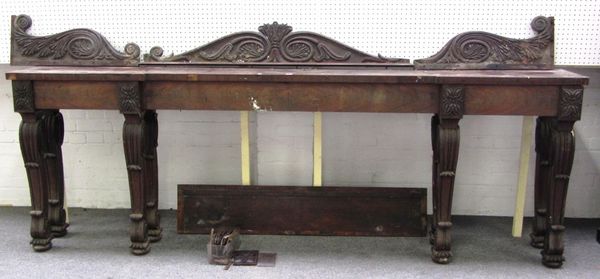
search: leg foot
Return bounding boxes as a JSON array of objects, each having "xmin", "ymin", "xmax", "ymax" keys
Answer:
[
  {"xmin": 431, "ymin": 222, "xmax": 453, "ymax": 264},
  {"xmin": 129, "ymin": 213, "xmax": 150, "ymax": 255}
]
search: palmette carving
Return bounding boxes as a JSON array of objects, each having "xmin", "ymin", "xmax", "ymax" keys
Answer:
[
  {"xmin": 415, "ymin": 16, "xmax": 554, "ymax": 69},
  {"xmin": 558, "ymin": 86, "xmax": 583, "ymax": 121},
  {"xmin": 119, "ymin": 83, "xmax": 142, "ymax": 114},
  {"xmin": 11, "ymin": 15, "xmax": 139, "ymax": 66},
  {"xmin": 145, "ymin": 22, "xmax": 408, "ymax": 64},
  {"xmin": 13, "ymin": 80, "xmax": 34, "ymax": 112},
  {"xmin": 440, "ymin": 86, "xmax": 465, "ymax": 119}
]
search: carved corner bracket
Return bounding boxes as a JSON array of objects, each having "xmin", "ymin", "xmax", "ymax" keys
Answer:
[
  {"xmin": 144, "ymin": 22, "xmax": 408, "ymax": 65},
  {"xmin": 440, "ymin": 85, "xmax": 465, "ymax": 119},
  {"xmin": 13, "ymin": 80, "xmax": 35, "ymax": 113},
  {"xmin": 11, "ymin": 14, "xmax": 140, "ymax": 66},
  {"xmin": 119, "ymin": 82, "xmax": 142, "ymax": 115},
  {"xmin": 414, "ymin": 16, "xmax": 554, "ymax": 70},
  {"xmin": 557, "ymin": 86, "xmax": 583, "ymax": 122}
]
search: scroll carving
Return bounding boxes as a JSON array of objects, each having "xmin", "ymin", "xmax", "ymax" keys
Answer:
[
  {"xmin": 414, "ymin": 16, "xmax": 554, "ymax": 70},
  {"xmin": 557, "ymin": 86, "xmax": 583, "ymax": 121},
  {"xmin": 440, "ymin": 86, "xmax": 465, "ymax": 119},
  {"xmin": 119, "ymin": 83, "xmax": 142, "ymax": 114},
  {"xmin": 144, "ymin": 22, "xmax": 408, "ymax": 64},
  {"xmin": 13, "ymin": 80, "xmax": 35, "ymax": 113},
  {"xmin": 11, "ymin": 15, "xmax": 140, "ymax": 66}
]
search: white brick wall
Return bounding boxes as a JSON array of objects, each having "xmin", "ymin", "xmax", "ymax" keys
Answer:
[{"xmin": 1, "ymin": 67, "xmax": 599, "ymax": 217}]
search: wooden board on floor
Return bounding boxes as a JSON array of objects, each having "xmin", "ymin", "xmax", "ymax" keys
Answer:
[{"xmin": 177, "ymin": 185, "xmax": 427, "ymax": 236}]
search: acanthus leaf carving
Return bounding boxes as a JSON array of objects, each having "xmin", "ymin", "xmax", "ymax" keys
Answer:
[
  {"xmin": 414, "ymin": 16, "xmax": 554, "ymax": 70},
  {"xmin": 144, "ymin": 22, "xmax": 408, "ymax": 65},
  {"xmin": 11, "ymin": 15, "xmax": 140, "ymax": 66}
]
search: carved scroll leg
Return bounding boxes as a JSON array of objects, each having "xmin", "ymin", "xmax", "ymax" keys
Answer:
[
  {"xmin": 123, "ymin": 113, "xmax": 150, "ymax": 255},
  {"xmin": 540, "ymin": 86, "xmax": 582, "ymax": 268},
  {"xmin": 143, "ymin": 111, "xmax": 162, "ymax": 242},
  {"xmin": 431, "ymin": 118, "xmax": 460, "ymax": 264},
  {"xmin": 542, "ymin": 120, "xmax": 575, "ymax": 268},
  {"xmin": 43, "ymin": 111, "xmax": 69, "ymax": 237},
  {"xmin": 20, "ymin": 112, "xmax": 53, "ymax": 251},
  {"xmin": 431, "ymin": 85, "xmax": 463, "ymax": 264},
  {"xmin": 531, "ymin": 117, "xmax": 551, "ymax": 248}
]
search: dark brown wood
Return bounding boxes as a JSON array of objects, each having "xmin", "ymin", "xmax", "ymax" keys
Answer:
[
  {"xmin": 177, "ymin": 185, "xmax": 427, "ymax": 237},
  {"xmin": 121, "ymin": 83, "xmax": 151, "ymax": 255},
  {"xmin": 5, "ymin": 15, "xmax": 590, "ymax": 267},
  {"xmin": 19, "ymin": 111, "xmax": 53, "ymax": 251},
  {"xmin": 144, "ymin": 82, "xmax": 439, "ymax": 113},
  {"xmin": 415, "ymin": 16, "xmax": 554, "ymax": 70},
  {"xmin": 541, "ymin": 119, "xmax": 575, "ymax": 268},
  {"xmin": 430, "ymin": 85, "xmax": 463, "ymax": 264},
  {"xmin": 143, "ymin": 111, "xmax": 162, "ymax": 242},
  {"xmin": 6, "ymin": 67, "xmax": 589, "ymax": 85},
  {"xmin": 144, "ymin": 22, "xmax": 408, "ymax": 65},
  {"xmin": 11, "ymin": 15, "xmax": 139, "ymax": 66},
  {"xmin": 531, "ymin": 117, "xmax": 552, "ymax": 249},
  {"xmin": 42, "ymin": 111, "xmax": 69, "ymax": 237}
]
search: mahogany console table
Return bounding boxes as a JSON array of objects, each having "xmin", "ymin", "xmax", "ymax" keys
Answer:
[{"xmin": 6, "ymin": 15, "xmax": 588, "ymax": 268}]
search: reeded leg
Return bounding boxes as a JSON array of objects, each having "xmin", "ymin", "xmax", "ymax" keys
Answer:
[
  {"xmin": 19, "ymin": 112, "xmax": 53, "ymax": 251},
  {"xmin": 541, "ymin": 120, "xmax": 575, "ymax": 268},
  {"xmin": 143, "ymin": 111, "xmax": 162, "ymax": 242},
  {"xmin": 42, "ymin": 111, "xmax": 69, "ymax": 237},
  {"xmin": 431, "ymin": 116, "xmax": 460, "ymax": 264},
  {"xmin": 123, "ymin": 113, "xmax": 150, "ymax": 255},
  {"xmin": 531, "ymin": 117, "xmax": 551, "ymax": 248}
]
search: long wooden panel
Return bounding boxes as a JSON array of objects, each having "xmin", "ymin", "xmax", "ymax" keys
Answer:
[
  {"xmin": 464, "ymin": 85, "xmax": 558, "ymax": 116},
  {"xmin": 145, "ymin": 82, "xmax": 439, "ymax": 112},
  {"xmin": 177, "ymin": 185, "xmax": 427, "ymax": 236},
  {"xmin": 34, "ymin": 81, "xmax": 120, "ymax": 109}
]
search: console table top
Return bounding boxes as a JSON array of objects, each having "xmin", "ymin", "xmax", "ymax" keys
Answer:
[{"xmin": 5, "ymin": 66, "xmax": 589, "ymax": 85}]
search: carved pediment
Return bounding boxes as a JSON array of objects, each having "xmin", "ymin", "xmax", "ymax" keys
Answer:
[
  {"xmin": 414, "ymin": 16, "xmax": 554, "ymax": 70},
  {"xmin": 144, "ymin": 22, "xmax": 408, "ymax": 65},
  {"xmin": 10, "ymin": 15, "xmax": 140, "ymax": 66}
]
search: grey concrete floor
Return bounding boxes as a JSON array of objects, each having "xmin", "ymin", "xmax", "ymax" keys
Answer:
[{"xmin": 0, "ymin": 207, "xmax": 598, "ymax": 279}]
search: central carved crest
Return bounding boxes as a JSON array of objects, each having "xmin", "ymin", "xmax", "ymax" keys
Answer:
[
  {"xmin": 144, "ymin": 22, "xmax": 407, "ymax": 64},
  {"xmin": 258, "ymin": 22, "xmax": 292, "ymax": 47}
]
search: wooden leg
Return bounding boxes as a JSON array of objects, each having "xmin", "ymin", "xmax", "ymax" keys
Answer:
[
  {"xmin": 42, "ymin": 111, "xmax": 69, "ymax": 237},
  {"xmin": 143, "ymin": 111, "xmax": 162, "ymax": 242},
  {"xmin": 123, "ymin": 113, "xmax": 150, "ymax": 255},
  {"xmin": 531, "ymin": 117, "xmax": 551, "ymax": 248},
  {"xmin": 541, "ymin": 120, "xmax": 575, "ymax": 268},
  {"xmin": 429, "ymin": 115, "xmax": 440, "ymax": 246},
  {"xmin": 431, "ymin": 116, "xmax": 460, "ymax": 264},
  {"xmin": 19, "ymin": 112, "xmax": 53, "ymax": 251}
]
